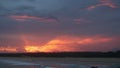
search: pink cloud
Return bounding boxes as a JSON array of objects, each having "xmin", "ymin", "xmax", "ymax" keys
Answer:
[
  {"xmin": 9, "ymin": 15, "xmax": 58, "ymax": 23},
  {"xmin": 74, "ymin": 18, "xmax": 90, "ymax": 24},
  {"xmin": 86, "ymin": 0, "xmax": 119, "ymax": 10}
]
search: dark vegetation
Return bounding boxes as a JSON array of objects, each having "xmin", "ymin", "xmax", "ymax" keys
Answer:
[{"xmin": 0, "ymin": 51, "xmax": 120, "ymax": 58}]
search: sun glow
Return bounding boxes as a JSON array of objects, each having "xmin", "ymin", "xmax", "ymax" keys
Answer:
[
  {"xmin": 23, "ymin": 35, "xmax": 113, "ymax": 52},
  {"xmin": 38, "ymin": 40, "xmax": 62, "ymax": 52},
  {"xmin": 24, "ymin": 45, "xmax": 40, "ymax": 52},
  {"xmin": 24, "ymin": 40, "xmax": 61, "ymax": 52}
]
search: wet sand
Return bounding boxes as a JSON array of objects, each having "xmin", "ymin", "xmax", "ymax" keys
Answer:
[{"xmin": 0, "ymin": 57, "xmax": 120, "ymax": 68}]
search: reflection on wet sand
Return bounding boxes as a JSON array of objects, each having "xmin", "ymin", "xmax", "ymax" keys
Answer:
[
  {"xmin": 1, "ymin": 63, "xmax": 119, "ymax": 68},
  {"xmin": 0, "ymin": 58, "xmax": 120, "ymax": 68},
  {"xmin": 9, "ymin": 64, "xmax": 78, "ymax": 68}
]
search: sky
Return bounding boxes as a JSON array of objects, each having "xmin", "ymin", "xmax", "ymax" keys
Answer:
[{"xmin": 0, "ymin": 0, "xmax": 120, "ymax": 53}]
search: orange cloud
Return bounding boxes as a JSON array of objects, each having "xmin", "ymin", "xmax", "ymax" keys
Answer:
[
  {"xmin": 77, "ymin": 37, "xmax": 112, "ymax": 44},
  {"xmin": 23, "ymin": 35, "xmax": 114, "ymax": 52},
  {"xmin": 86, "ymin": 0, "xmax": 119, "ymax": 10},
  {"xmin": 24, "ymin": 45, "xmax": 41, "ymax": 53},
  {"xmin": 9, "ymin": 15, "xmax": 58, "ymax": 23},
  {"xmin": 0, "ymin": 47, "xmax": 17, "ymax": 52},
  {"xmin": 24, "ymin": 39, "xmax": 75, "ymax": 52},
  {"xmin": 0, "ymin": 35, "xmax": 115, "ymax": 53}
]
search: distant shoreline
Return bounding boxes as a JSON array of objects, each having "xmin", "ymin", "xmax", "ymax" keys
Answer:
[{"xmin": 0, "ymin": 52, "xmax": 120, "ymax": 58}]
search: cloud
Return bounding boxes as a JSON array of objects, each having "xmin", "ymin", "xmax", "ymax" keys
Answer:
[
  {"xmin": 0, "ymin": 0, "xmax": 120, "ymax": 52},
  {"xmin": 86, "ymin": 0, "xmax": 119, "ymax": 10},
  {"xmin": 1, "ymin": 34, "xmax": 114, "ymax": 53},
  {"xmin": 9, "ymin": 15, "xmax": 59, "ymax": 23},
  {"xmin": 73, "ymin": 18, "xmax": 90, "ymax": 24},
  {"xmin": 0, "ymin": 0, "xmax": 68, "ymax": 15},
  {"xmin": 23, "ymin": 35, "xmax": 116, "ymax": 52},
  {"xmin": 0, "ymin": 47, "xmax": 17, "ymax": 53}
]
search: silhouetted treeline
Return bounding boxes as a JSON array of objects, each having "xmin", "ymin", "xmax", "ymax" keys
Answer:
[{"xmin": 0, "ymin": 51, "xmax": 120, "ymax": 58}]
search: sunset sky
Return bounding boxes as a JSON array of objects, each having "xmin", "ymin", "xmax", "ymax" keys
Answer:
[{"xmin": 0, "ymin": 0, "xmax": 120, "ymax": 53}]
